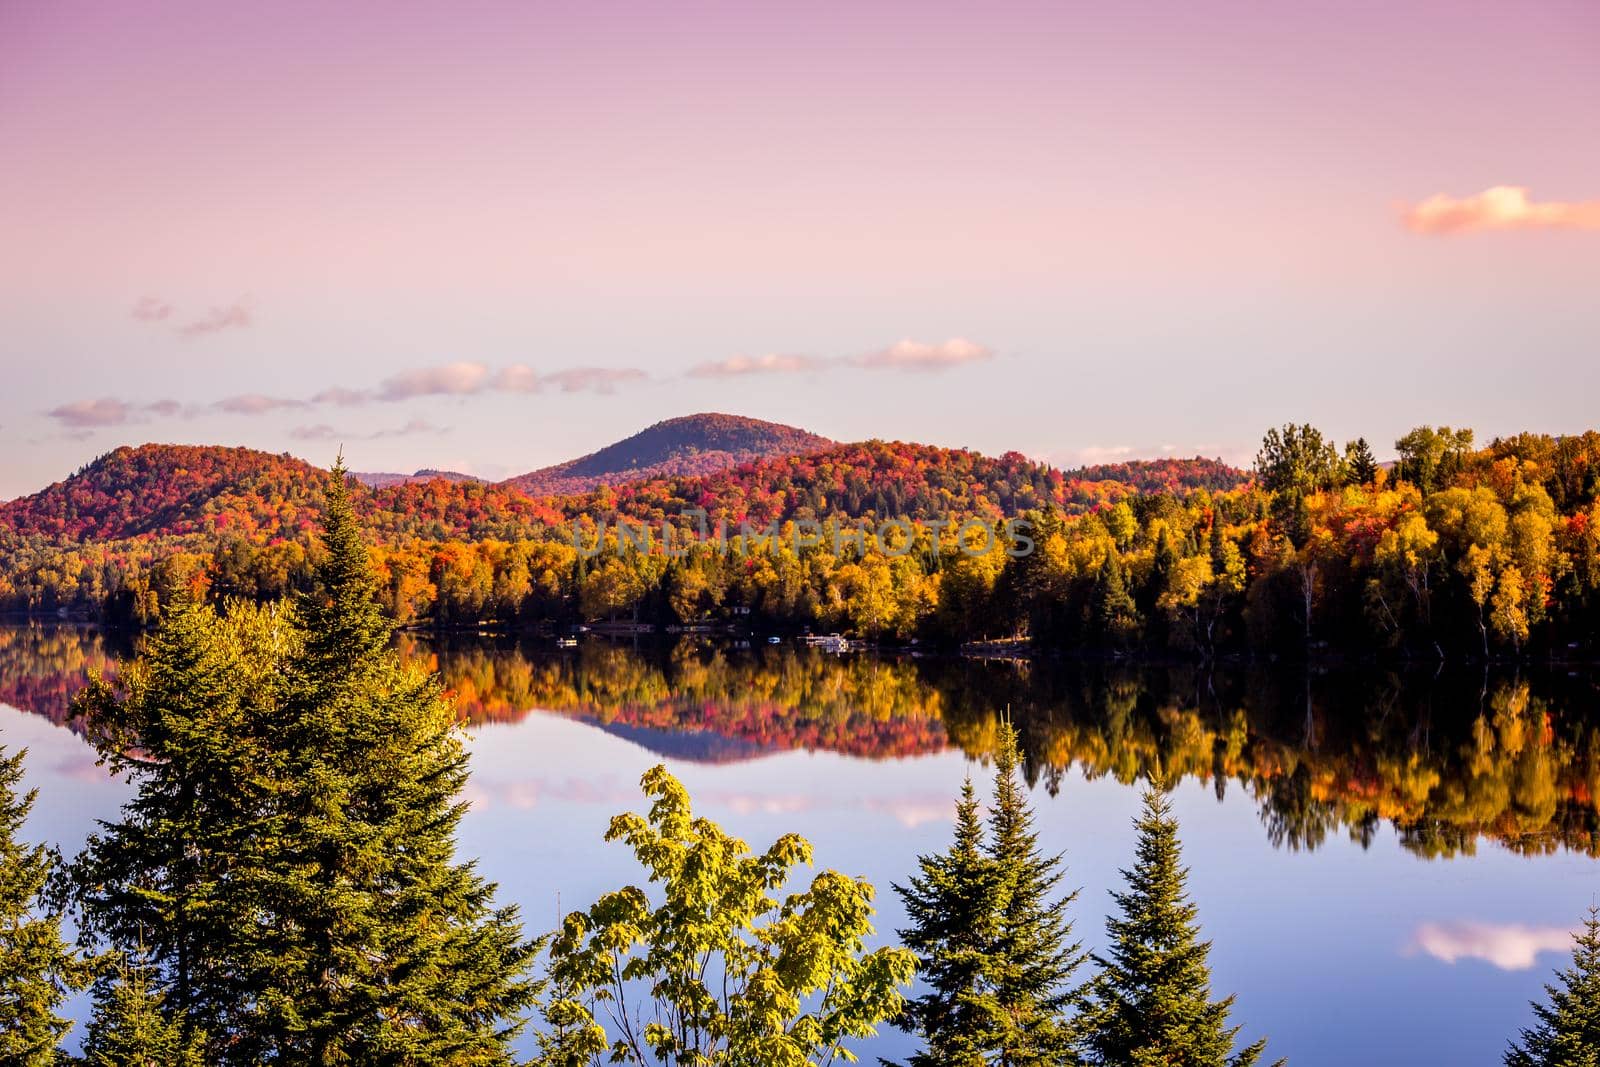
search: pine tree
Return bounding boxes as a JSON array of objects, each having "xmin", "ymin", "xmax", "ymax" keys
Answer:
[
  {"xmin": 255, "ymin": 462, "xmax": 539, "ymax": 1062},
  {"xmin": 893, "ymin": 723, "xmax": 1085, "ymax": 1066},
  {"xmin": 70, "ymin": 467, "xmax": 538, "ymax": 1063},
  {"xmin": 1085, "ymin": 781, "xmax": 1277, "ymax": 1067},
  {"xmin": 1505, "ymin": 907, "xmax": 1600, "ymax": 1066},
  {"xmin": 1344, "ymin": 438, "xmax": 1379, "ymax": 485},
  {"xmin": 983, "ymin": 721, "xmax": 1087, "ymax": 1065},
  {"xmin": 1093, "ymin": 552, "xmax": 1141, "ymax": 649},
  {"xmin": 82, "ymin": 951, "xmax": 207, "ymax": 1067},
  {"xmin": 69, "ymin": 597, "xmax": 289, "ymax": 1058},
  {"xmin": 893, "ymin": 779, "xmax": 999, "ymax": 1067},
  {"xmin": 0, "ymin": 743, "xmax": 91, "ymax": 1065}
]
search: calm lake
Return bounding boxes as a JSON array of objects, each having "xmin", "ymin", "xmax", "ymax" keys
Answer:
[{"xmin": 4, "ymin": 624, "xmax": 1598, "ymax": 1064}]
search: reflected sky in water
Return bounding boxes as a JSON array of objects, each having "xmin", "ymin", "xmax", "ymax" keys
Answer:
[{"xmin": 3, "ymin": 626, "xmax": 1599, "ymax": 1064}]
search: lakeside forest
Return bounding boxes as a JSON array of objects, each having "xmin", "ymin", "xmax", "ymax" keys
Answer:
[
  {"xmin": 2, "ymin": 422, "xmax": 1600, "ymax": 660},
  {"xmin": 5, "ymin": 476, "xmax": 1600, "ymax": 1065},
  {"xmin": 7, "ymin": 624, "xmax": 1600, "ymax": 860}
]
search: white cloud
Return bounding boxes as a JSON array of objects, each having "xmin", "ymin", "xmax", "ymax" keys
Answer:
[
  {"xmin": 378, "ymin": 361, "xmax": 492, "ymax": 401},
  {"xmin": 850, "ymin": 337, "xmax": 994, "ymax": 371},
  {"xmin": 45, "ymin": 397, "xmax": 181, "ymax": 430},
  {"xmin": 1408, "ymin": 921, "xmax": 1574, "ymax": 971},
  {"xmin": 688, "ymin": 353, "xmax": 830, "ymax": 378},
  {"xmin": 176, "ymin": 301, "xmax": 253, "ymax": 338},
  {"xmin": 214, "ymin": 394, "xmax": 305, "ymax": 415}
]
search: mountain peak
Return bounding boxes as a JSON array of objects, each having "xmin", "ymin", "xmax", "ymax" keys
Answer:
[{"xmin": 502, "ymin": 413, "xmax": 834, "ymax": 496}]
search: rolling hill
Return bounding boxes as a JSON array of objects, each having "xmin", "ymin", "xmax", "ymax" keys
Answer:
[
  {"xmin": 0, "ymin": 420, "xmax": 1245, "ymax": 549},
  {"xmin": 502, "ymin": 413, "xmax": 835, "ymax": 496},
  {"xmin": 0, "ymin": 444, "xmax": 335, "ymax": 542}
]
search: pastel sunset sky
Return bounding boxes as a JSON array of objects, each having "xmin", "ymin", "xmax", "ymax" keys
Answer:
[{"xmin": 2, "ymin": 0, "xmax": 1596, "ymax": 497}]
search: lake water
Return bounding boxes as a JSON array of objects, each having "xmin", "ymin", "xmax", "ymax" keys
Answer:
[{"xmin": 3, "ymin": 623, "xmax": 1598, "ymax": 1064}]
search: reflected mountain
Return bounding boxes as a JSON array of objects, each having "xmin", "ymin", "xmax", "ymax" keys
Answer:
[
  {"xmin": 4, "ymin": 625, "xmax": 1599, "ymax": 858},
  {"xmin": 402, "ymin": 637, "xmax": 951, "ymax": 762},
  {"xmin": 0, "ymin": 624, "xmax": 128, "ymax": 728}
]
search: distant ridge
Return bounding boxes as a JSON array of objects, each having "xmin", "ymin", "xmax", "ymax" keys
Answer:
[
  {"xmin": 351, "ymin": 469, "xmax": 484, "ymax": 489},
  {"xmin": 0, "ymin": 424, "xmax": 1248, "ymax": 550},
  {"xmin": 501, "ymin": 412, "xmax": 834, "ymax": 496},
  {"xmin": 1061, "ymin": 456, "xmax": 1246, "ymax": 494}
]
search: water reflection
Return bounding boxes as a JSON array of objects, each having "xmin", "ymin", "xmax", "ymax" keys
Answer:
[{"xmin": 5, "ymin": 624, "xmax": 1599, "ymax": 858}]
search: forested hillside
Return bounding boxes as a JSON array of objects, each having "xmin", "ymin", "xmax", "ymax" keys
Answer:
[
  {"xmin": 0, "ymin": 434, "xmax": 1232, "ymax": 625},
  {"xmin": 3, "ymin": 424, "xmax": 1595, "ymax": 662}
]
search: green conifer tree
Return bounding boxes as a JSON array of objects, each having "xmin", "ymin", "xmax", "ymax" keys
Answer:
[
  {"xmin": 82, "ymin": 951, "xmax": 207, "ymax": 1067},
  {"xmin": 256, "ymin": 462, "xmax": 539, "ymax": 1062},
  {"xmin": 1093, "ymin": 552, "xmax": 1141, "ymax": 649},
  {"xmin": 892, "ymin": 779, "xmax": 998, "ymax": 1067},
  {"xmin": 983, "ymin": 722, "xmax": 1087, "ymax": 1064},
  {"xmin": 1343, "ymin": 439, "xmax": 1379, "ymax": 485},
  {"xmin": 893, "ymin": 723, "xmax": 1085, "ymax": 1066},
  {"xmin": 1505, "ymin": 907, "xmax": 1600, "ymax": 1066},
  {"xmin": 1084, "ymin": 782, "xmax": 1277, "ymax": 1067},
  {"xmin": 0, "ymin": 743, "xmax": 91, "ymax": 1065},
  {"xmin": 69, "ymin": 598, "xmax": 288, "ymax": 1057},
  {"xmin": 72, "ymin": 468, "xmax": 537, "ymax": 1063}
]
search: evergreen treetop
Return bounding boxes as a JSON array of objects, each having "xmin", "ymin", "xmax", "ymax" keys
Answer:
[
  {"xmin": 82, "ymin": 950, "xmax": 207, "ymax": 1067},
  {"xmin": 68, "ymin": 471, "xmax": 539, "ymax": 1064},
  {"xmin": 0, "ymin": 742, "xmax": 92, "ymax": 1066},
  {"xmin": 893, "ymin": 721, "xmax": 1086, "ymax": 1066},
  {"xmin": 1505, "ymin": 907, "xmax": 1600, "ymax": 1067},
  {"xmin": 258, "ymin": 460, "xmax": 540, "ymax": 1062},
  {"xmin": 1085, "ymin": 780, "xmax": 1277, "ymax": 1067},
  {"xmin": 893, "ymin": 777, "xmax": 1000, "ymax": 1067}
]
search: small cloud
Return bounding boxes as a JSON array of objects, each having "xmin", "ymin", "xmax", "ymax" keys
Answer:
[
  {"xmin": 214, "ymin": 394, "xmax": 305, "ymax": 415},
  {"xmin": 865, "ymin": 798, "xmax": 955, "ymax": 829},
  {"xmin": 47, "ymin": 398, "xmax": 135, "ymax": 429},
  {"xmin": 289, "ymin": 423, "xmax": 340, "ymax": 442},
  {"xmin": 378, "ymin": 361, "xmax": 491, "ymax": 401},
  {"xmin": 144, "ymin": 399, "xmax": 185, "ymax": 418},
  {"xmin": 688, "ymin": 353, "xmax": 829, "ymax": 379},
  {"xmin": 371, "ymin": 417, "xmax": 448, "ymax": 439},
  {"xmin": 494, "ymin": 365, "xmax": 542, "ymax": 393},
  {"xmin": 177, "ymin": 301, "xmax": 253, "ymax": 339},
  {"xmin": 131, "ymin": 297, "xmax": 173, "ymax": 322},
  {"xmin": 1402, "ymin": 186, "xmax": 1600, "ymax": 235},
  {"xmin": 850, "ymin": 337, "xmax": 994, "ymax": 371},
  {"xmin": 291, "ymin": 417, "xmax": 448, "ymax": 443},
  {"xmin": 540, "ymin": 367, "xmax": 649, "ymax": 394},
  {"xmin": 490, "ymin": 365, "xmax": 649, "ymax": 394},
  {"xmin": 312, "ymin": 386, "xmax": 373, "ymax": 407},
  {"xmin": 1408, "ymin": 921, "xmax": 1574, "ymax": 971},
  {"xmin": 1068, "ymin": 445, "xmax": 1138, "ymax": 465}
]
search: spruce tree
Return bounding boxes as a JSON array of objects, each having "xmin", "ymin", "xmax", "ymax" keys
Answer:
[
  {"xmin": 0, "ymin": 743, "xmax": 91, "ymax": 1064},
  {"xmin": 70, "ymin": 468, "xmax": 538, "ymax": 1063},
  {"xmin": 255, "ymin": 462, "xmax": 539, "ymax": 1062},
  {"xmin": 1505, "ymin": 907, "xmax": 1600, "ymax": 1066},
  {"xmin": 82, "ymin": 951, "xmax": 207, "ymax": 1067},
  {"xmin": 1093, "ymin": 552, "xmax": 1141, "ymax": 649},
  {"xmin": 893, "ymin": 779, "xmax": 999, "ymax": 1067},
  {"xmin": 984, "ymin": 721, "xmax": 1087, "ymax": 1064},
  {"xmin": 893, "ymin": 723, "xmax": 1085, "ymax": 1066},
  {"xmin": 70, "ymin": 597, "xmax": 288, "ymax": 1057},
  {"xmin": 1344, "ymin": 438, "xmax": 1379, "ymax": 485},
  {"xmin": 1084, "ymin": 781, "xmax": 1277, "ymax": 1067}
]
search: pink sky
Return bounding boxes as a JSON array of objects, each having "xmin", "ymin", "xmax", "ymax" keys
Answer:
[{"xmin": 2, "ymin": 0, "xmax": 1597, "ymax": 497}]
